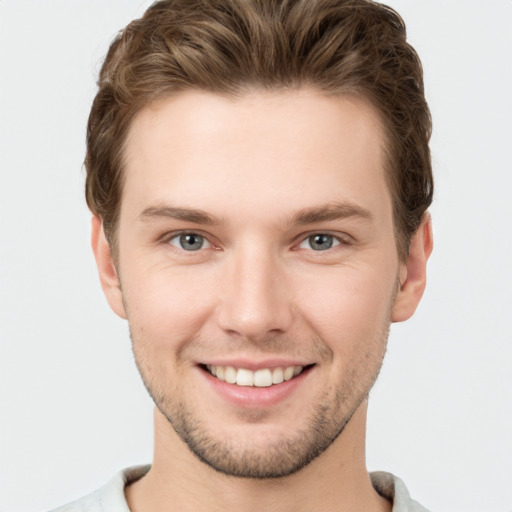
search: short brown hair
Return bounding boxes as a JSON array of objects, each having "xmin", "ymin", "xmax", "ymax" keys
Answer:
[{"xmin": 86, "ymin": 0, "xmax": 432, "ymax": 261}]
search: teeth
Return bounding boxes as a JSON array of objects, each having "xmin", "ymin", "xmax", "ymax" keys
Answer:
[
  {"xmin": 225, "ymin": 366, "xmax": 237, "ymax": 384},
  {"xmin": 236, "ymin": 368, "xmax": 254, "ymax": 386},
  {"xmin": 206, "ymin": 365, "xmax": 304, "ymax": 387},
  {"xmin": 272, "ymin": 367, "xmax": 284, "ymax": 384},
  {"xmin": 283, "ymin": 366, "xmax": 295, "ymax": 381},
  {"xmin": 253, "ymin": 369, "xmax": 272, "ymax": 387}
]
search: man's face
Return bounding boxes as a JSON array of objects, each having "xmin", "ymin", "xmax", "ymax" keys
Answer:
[{"xmin": 105, "ymin": 89, "xmax": 407, "ymax": 478}]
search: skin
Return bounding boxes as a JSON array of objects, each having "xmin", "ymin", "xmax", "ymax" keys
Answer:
[{"xmin": 92, "ymin": 88, "xmax": 432, "ymax": 512}]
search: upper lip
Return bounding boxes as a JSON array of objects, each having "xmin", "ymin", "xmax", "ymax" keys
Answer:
[{"xmin": 199, "ymin": 359, "xmax": 314, "ymax": 371}]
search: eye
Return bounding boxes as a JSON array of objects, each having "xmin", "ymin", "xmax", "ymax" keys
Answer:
[
  {"xmin": 299, "ymin": 234, "xmax": 341, "ymax": 251},
  {"xmin": 168, "ymin": 233, "xmax": 211, "ymax": 251}
]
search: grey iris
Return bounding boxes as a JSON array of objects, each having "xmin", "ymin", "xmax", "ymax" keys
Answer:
[
  {"xmin": 309, "ymin": 234, "xmax": 333, "ymax": 251},
  {"xmin": 180, "ymin": 233, "xmax": 204, "ymax": 251}
]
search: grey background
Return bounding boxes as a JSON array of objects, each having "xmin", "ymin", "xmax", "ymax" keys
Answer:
[{"xmin": 1, "ymin": 1, "xmax": 511, "ymax": 511}]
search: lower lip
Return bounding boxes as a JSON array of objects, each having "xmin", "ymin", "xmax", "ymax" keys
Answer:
[{"xmin": 200, "ymin": 366, "xmax": 312, "ymax": 408}]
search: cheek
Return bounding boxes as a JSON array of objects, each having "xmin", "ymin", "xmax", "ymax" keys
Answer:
[
  {"xmin": 121, "ymin": 263, "xmax": 217, "ymax": 349},
  {"xmin": 295, "ymin": 266, "xmax": 396, "ymax": 348}
]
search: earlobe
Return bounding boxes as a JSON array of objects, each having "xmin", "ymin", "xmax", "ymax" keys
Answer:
[
  {"xmin": 392, "ymin": 213, "xmax": 433, "ymax": 323},
  {"xmin": 91, "ymin": 216, "xmax": 127, "ymax": 319}
]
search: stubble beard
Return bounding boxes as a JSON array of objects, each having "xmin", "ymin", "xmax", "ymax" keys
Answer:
[
  {"xmin": 164, "ymin": 385, "xmax": 366, "ymax": 478},
  {"xmin": 130, "ymin": 326, "xmax": 390, "ymax": 479}
]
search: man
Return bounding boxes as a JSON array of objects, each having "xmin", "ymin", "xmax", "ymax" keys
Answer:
[{"xmin": 53, "ymin": 0, "xmax": 433, "ymax": 510}]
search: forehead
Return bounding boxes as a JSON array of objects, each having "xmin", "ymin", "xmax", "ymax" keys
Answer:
[{"xmin": 121, "ymin": 88, "xmax": 390, "ymax": 223}]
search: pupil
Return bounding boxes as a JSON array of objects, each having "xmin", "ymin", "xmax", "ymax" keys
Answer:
[
  {"xmin": 180, "ymin": 234, "xmax": 202, "ymax": 250},
  {"xmin": 311, "ymin": 234, "xmax": 332, "ymax": 250}
]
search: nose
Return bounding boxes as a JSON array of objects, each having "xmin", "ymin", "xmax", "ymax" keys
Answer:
[{"xmin": 216, "ymin": 245, "xmax": 294, "ymax": 341}]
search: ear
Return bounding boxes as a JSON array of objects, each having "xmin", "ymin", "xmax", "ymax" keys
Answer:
[
  {"xmin": 91, "ymin": 216, "xmax": 127, "ymax": 319},
  {"xmin": 392, "ymin": 213, "xmax": 433, "ymax": 322}
]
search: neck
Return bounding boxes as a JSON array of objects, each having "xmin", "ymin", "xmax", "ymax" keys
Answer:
[{"xmin": 126, "ymin": 401, "xmax": 391, "ymax": 512}]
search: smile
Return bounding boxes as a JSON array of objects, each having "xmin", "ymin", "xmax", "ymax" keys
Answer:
[{"xmin": 205, "ymin": 365, "xmax": 305, "ymax": 387}]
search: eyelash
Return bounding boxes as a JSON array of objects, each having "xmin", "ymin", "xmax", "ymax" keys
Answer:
[{"xmin": 162, "ymin": 231, "xmax": 350, "ymax": 253}]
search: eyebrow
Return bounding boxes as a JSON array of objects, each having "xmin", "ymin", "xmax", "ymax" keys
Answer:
[
  {"xmin": 138, "ymin": 201, "xmax": 373, "ymax": 227},
  {"xmin": 290, "ymin": 202, "xmax": 373, "ymax": 225},
  {"xmin": 138, "ymin": 206, "xmax": 219, "ymax": 225}
]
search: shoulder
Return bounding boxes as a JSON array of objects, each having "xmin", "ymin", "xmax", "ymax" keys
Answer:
[
  {"xmin": 370, "ymin": 471, "xmax": 431, "ymax": 512},
  {"xmin": 48, "ymin": 465, "xmax": 150, "ymax": 512}
]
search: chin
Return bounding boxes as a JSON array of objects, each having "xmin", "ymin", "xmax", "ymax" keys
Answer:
[{"xmin": 155, "ymin": 390, "xmax": 363, "ymax": 479}]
